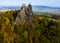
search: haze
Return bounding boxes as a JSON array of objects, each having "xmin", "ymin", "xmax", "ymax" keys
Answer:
[{"xmin": 0, "ymin": 0, "xmax": 60, "ymax": 7}]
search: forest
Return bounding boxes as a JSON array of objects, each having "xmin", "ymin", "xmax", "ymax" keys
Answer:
[{"xmin": 0, "ymin": 10, "xmax": 60, "ymax": 43}]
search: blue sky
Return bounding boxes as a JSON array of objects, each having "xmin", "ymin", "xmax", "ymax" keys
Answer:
[{"xmin": 0, "ymin": 0, "xmax": 60, "ymax": 7}]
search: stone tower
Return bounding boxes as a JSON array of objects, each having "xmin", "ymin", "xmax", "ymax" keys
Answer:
[
  {"xmin": 15, "ymin": 3, "xmax": 27, "ymax": 24},
  {"xmin": 27, "ymin": 3, "xmax": 33, "ymax": 24},
  {"xmin": 28, "ymin": 3, "xmax": 32, "ymax": 13}
]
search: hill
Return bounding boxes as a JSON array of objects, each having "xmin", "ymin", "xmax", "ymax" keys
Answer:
[{"xmin": 0, "ymin": 4, "xmax": 60, "ymax": 43}]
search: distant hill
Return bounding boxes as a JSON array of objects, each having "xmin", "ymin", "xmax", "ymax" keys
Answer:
[
  {"xmin": 0, "ymin": 6, "xmax": 60, "ymax": 10},
  {"xmin": 32, "ymin": 6, "xmax": 60, "ymax": 15},
  {"xmin": 32, "ymin": 6, "xmax": 60, "ymax": 13},
  {"xmin": 33, "ymin": 6, "xmax": 60, "ymax": 10},
  {"xmin": 0, "ymin": 6, "xmax": 60, "ymax": 15},
  {"xmin": 0, "ymin": 6, "xmax": 20, "ymax": 10}
]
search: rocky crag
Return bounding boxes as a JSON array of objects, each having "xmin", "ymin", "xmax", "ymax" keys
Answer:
[{"xmin": 15, "ymin": 3, "xmax": 33, "ymax": 25}]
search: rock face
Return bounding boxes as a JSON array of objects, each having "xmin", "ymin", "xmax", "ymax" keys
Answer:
[{"xmin": 15, "ymin": 3, "xmax": 33, "ymax": 24}]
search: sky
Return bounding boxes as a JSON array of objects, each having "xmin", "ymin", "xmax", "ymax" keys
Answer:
[{"xmin": 0, "ymin": 0, "xmax": 60, "ymax": 7}]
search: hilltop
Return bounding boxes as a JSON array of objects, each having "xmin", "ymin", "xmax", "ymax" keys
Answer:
[{"xmin": 0, "ymin": 3, "xmax": 60, "ymax": 43}]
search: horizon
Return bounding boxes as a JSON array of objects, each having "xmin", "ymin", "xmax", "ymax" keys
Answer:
[
  {"xmin": 0, "ymin": 5, "xmax": 60, "ymax": 8},
  {"xmin": 0, "ymin": 0, "xmax": 60, "ymax": 7}
]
